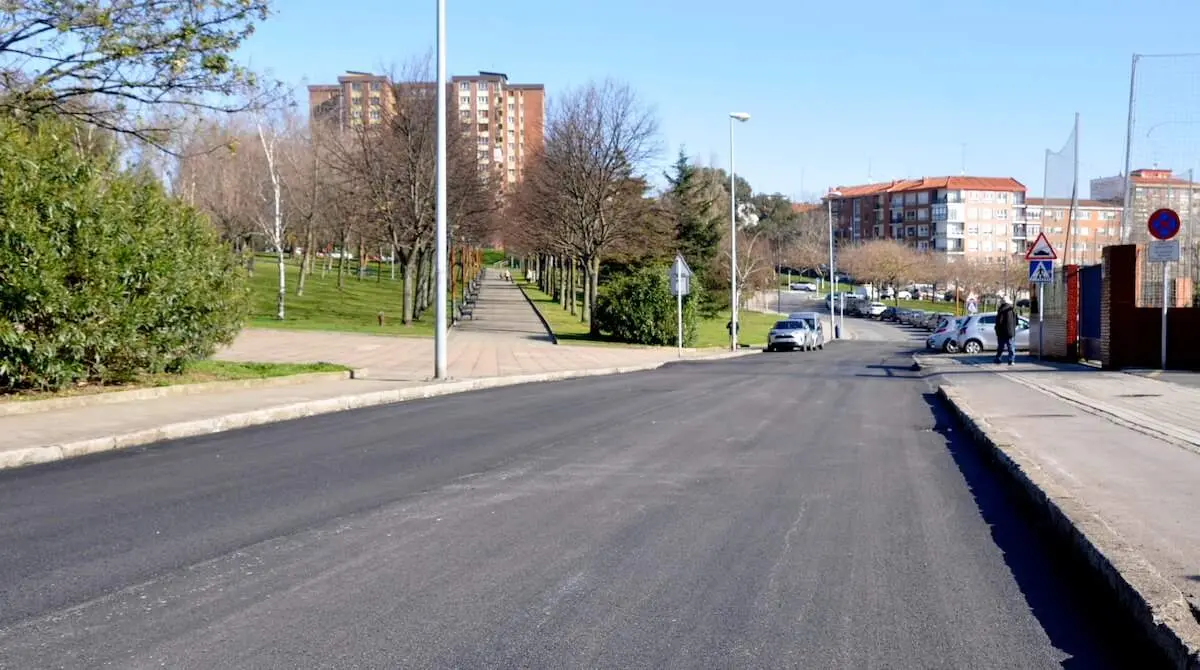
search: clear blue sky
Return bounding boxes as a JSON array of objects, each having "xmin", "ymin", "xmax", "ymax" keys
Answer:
[{"xmin": 239, "ymin": 0, "xmax": 1200, "ymax": 200}]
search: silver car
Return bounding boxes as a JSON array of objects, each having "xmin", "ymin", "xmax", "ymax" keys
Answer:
[
  {"xmin": 955, "ymin": 312, "xmax": 1031, "ymax": 354},
  {"xmin": 767, "ymin": 319, "xmax": 815, "ymax": 352},
  {"xmin": 787, "ymin": 312, "xmax": 826, "ymax": 350}
]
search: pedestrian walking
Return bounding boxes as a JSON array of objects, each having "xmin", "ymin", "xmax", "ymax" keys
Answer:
[{"xmin": 994, "ymin": 297, "xmax": 1017, "ymax": 365}]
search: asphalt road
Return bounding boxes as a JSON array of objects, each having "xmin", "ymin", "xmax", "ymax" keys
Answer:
[{"xmin": 0, "ymin": 342, "xmax": 1149, "ymax": 668}]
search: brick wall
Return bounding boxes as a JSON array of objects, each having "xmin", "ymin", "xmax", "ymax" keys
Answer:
[
  {"xmin": 1101, "ymin": 244, "xmax": 1200, "ymax": 370},
  {"xmin": 1032, "ymin": 264, "xmax": 1079, "ymax": 359}
]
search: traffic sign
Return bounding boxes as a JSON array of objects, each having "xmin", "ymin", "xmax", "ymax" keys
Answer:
[
  {"xmin": 1147, "ymin": 208, "xmax": 1181, "ymax": 241},
  {"xmin": 1024, "ymin": 232, "xmax": 1058, "ymax": 261},
  {"xmin": 966, "ymin": 298, "xmax": 978, "ymax": 315},
  {"xmin": 1147, "ymin": 239, "xmax": 1181, "ymax": 263},
  {"xmin": 668, "ymin": 253, "xmax": 692, "ymax": 296},
  {"xmin": 1029, "ymin": 259, "xmax": 1054, "ymax": 283}
]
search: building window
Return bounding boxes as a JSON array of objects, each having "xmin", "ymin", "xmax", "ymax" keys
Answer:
[
  {"xmin": 917, "ymin": 191, "xmax": 930, "ymax": 205},
  {"xmin": 370, "ymin": 82, "xmax": 382, "ymax": 91},
  {"xmin": 350, "ymin": 82, "xmax": 362, "ymax": 91},
  {"xmin": 995, "ymin": 224, "xmax": 1008, "ymax": 236},
  {"xmin": 981, "ymin": 224, "xmax": 992, "ymax": 234},
  {"xmin": 508, "ymin": 115, "xmax": 515, "ymax": 124},
  {"xmin": 917, "ymin": 224, "xmax": 929, "ymax": 237},
  {"xmin": 1079, "ymin": 226, "xmax": 1090, "ymax": 235},
  {"xmin": 478, "ymin": 136, "xmax": 488, "ymax": 146},
  {"xmin": 995, "ymin": 208, "xmax": 1008, "ymax": 219},
  {"xmin": 459, "ymin": 111, "xmax": 470, "ymax": 121},
  {"xmin": 980, "ymin": 208, "xmax": 992, "ymax": 220},
  {"xmin": 369, "ymin": 109, "xmax": 381, "ymax": 121},
  {"xmin": 459, "ymin": 82, "xmax": 470, "ymax": 91},
  {"xmin": 967, "ymin": 223, "xmax": 979, "ymax": 234},
  {"xmin": 917, "ymin": 208, "xmax": 929, "ymax": 221},
  {"xmin": 477, "ymin": 95, "xmax": 488, "ymax": 105},
  {"xmin": 904, "ymin": 210, "xmax": 916, "ymax": 222},
  {"xmin": 459, "ymin": 95, "xmax": 470, "ymax": 105},
  {"xmin": 967, "ymin": 239, "xmax": 979, "ymax": 251},
  {"xmin": 904, "ymin": 193, "xmax": 917, "ymax": 205}
]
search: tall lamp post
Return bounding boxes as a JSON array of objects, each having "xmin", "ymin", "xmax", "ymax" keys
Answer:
[
  {"xmin": 432, "ymin": 0, "xmax": 449, "ymax": 378},
  {"xmin": 728, "ymin": 112, "xmax": 750, "ymax": 351},
  {"xmin": 827, "ymin": 189, "xmax": 842, "ymax": 338}
]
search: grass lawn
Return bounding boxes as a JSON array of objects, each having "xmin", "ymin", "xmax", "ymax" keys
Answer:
[
  {"xmin": 519, "ymin": 279, "xmax": 778, "ymax": 350},
  {"xmin": 3, "ymin": 360, "xmax": 349, "ymax": 402},
  {"xmin": 776, "ymin": 275, "xmax": 855, "ymax": 294},
  {"xmin": 248, "ymin": 256, "xmax": 439, "ymax": 336}
]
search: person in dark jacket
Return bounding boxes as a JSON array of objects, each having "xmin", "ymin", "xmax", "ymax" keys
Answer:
[{"xmin": 994, "ymin": 298, "xmax": 1018, "ymax": 365}]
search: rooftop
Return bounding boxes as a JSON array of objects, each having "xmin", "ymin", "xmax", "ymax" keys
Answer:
[{"xmin": 829, "ymin": 176, "xmax": 1026, "ymax": 198}]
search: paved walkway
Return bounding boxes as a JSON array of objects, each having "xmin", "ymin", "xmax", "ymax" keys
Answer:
[
  {"xmin": 455, "ymin": 268, "xmax": 551, "ymax": 340},
  {"xmin": 923, "ymin": 354, "xmax": 1200, "ymax": 611}
]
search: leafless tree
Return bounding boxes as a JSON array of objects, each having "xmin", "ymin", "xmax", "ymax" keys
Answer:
[
  {"xmin": 513, "ymin": 79, "xmax": 660, "ymax": 332},
  {"xmin": 838, "ymin": 240, "xmax": 922, "ymax": 300}
]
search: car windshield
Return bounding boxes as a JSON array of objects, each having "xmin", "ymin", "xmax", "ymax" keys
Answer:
[{"xmin": 773, "ymin": 321, "xmax": 805, "ymax": 330}]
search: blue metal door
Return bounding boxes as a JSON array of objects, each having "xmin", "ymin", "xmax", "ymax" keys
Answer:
[{"xmin": 1079, "ymin": 264, "xmax": 1102, "ymax": 360}]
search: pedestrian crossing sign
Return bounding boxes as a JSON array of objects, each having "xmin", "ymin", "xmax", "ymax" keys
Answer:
[{"xmin": 1029, "ymin": 260, "xmax": 1054, "ymax": 284}]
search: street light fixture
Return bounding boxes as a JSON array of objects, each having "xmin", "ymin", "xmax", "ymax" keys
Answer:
[
  {"xmin": 729, "ymin": 112, "xmax": 750, "ymax": 352},
  {"xmin": 827, "ymin": 189, "xmax": 843, "ymax": 338}
]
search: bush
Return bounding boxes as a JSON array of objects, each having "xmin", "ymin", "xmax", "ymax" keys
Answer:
[
  {"xmin": 594, "ymin": 266, "xmax": 699, "ymax": 346},
  {"xmin": 0, "ymin": 117, "xmax": 249, "ymax": 391}
]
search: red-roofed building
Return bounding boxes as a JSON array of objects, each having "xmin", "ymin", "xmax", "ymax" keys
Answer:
[{"xmin": 825, "ymin": 176, "xmax": 1028, "ymax": 261}]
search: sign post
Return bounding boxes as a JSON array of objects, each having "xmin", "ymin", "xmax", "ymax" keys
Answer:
[
  {"xmin": 1147, "ymin": 208, "xmax": 1181, "ymax": 370},
  {"xmin": 668, "ymin": 254, "xmax": 693, "ymax": 356},
  {"xmin": 1026, "ymin": 232, "xmax": 1059, "ymax": 360}
]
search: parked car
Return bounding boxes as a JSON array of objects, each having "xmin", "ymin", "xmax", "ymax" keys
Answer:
[
  {"xmin": 767, "ymin": 319, "xmax": 815, "ymax": 352},
  {"xmin": 922, "ymin": 311, "xmax": 954, "ymax": 330},
  {"xmin": 902, "ymin": 310, "xmax": 926, "ymax": 326},
  {"xmin": 955, "ymin": 312, "xmax": 1031, "ymax": 354},
  {"xmin": 791, "ymin": 282, "xmax": 818, "ymax": 292},
  {"xmin": 880, "ymin": 306, "xmax": 897, "ymax": 321},
  {"xmin": 927, "ymin": 316, "xmax": 967, "ymax": 353},
  {"xmin": 865, "ymin": 301, "xmax": 888, "ymax": 318},
  {"xmin": 787, "ymin": 312, "xmax": 826, "ymax": 349}
]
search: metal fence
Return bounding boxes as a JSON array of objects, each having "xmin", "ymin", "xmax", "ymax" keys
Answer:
[{"xmin": 1121, "ymin": 53, "xmax": 1200, "ymax": 307}]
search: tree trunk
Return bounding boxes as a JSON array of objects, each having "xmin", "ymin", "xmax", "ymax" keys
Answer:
[
  {"xmin": 337, "ymin": 231, "xmax": 348, "ymax": 289},
  {"xmin": 297, "ymin": 228, "xmax": 315, "ymax": 296},
  {"xmin": 580, "ymin": 256, "xmax": 592, "ymax": 325},
  {"xmin": 357, "ymin": 237, "xmax": 367, "ymax": 280},
  {"xmin": 390, "ymin": 244, "xmax": 397, "ymax": 280},
  {"xmin": 568, "ymin": 258, "xmax": 577, "ymax": 316},
  {"xmin": 559, "ymin": 256, "xmax": 569, "ymax": 309},
  {"xmin": 588, "ymin": 256, "xmax": 601, "ymax": 334},
  {"xmin": 275, "ymin": 248, "xmax": 286, "ymax": 320},
  {"xmin": 402, "ymin": 254, "xmax": 417, "ymax": 325}
]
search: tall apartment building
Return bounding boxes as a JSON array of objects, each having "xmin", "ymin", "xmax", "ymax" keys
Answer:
[
  {"xmin": 827, "ymin": 177, "xmax": 1028, "ymax": 261},
  {"xmin": 1025, "ymin": 198, "xmax": 1123, "ymax": 265},
  {"xmin": 307, "ymin": 70, "xmax": 544, "ymax": 189}
]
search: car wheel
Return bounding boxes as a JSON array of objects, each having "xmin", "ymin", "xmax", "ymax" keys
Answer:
[
  {"xmin": 942, "ymin": 339, "xmax": 960, "ymax": 354},
  {"xmin": 963, "ymin": 339, "xmax": 982, "ymax": 354},
  {"xmin": 766, "ymin": 344, "xmax": 775, "ymax": 352}
]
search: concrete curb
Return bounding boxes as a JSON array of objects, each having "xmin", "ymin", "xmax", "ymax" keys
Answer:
[
  {"xmin": 937, "ymin": 384, "xmax": 1200, "ymax": 669},
  {"xmin": 512, "ymin": 282, "xmax": 559, "ymax": 344},
  {"xmin": 0, "ymin": 370, "xmax": 355, "ymax": 417},
  {"xmin": 0, "ymin": 352, "xmax": 753, "ymax": 472}
]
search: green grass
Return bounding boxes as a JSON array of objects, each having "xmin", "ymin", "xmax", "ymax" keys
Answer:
[
  {"xmin": 694, "ymin": 310, "xmax": 781, "ymax": 349},
  {"xmin": 248, "ymin": 255, "xmax": 440, "ymax": 336},
  {"xmin": 519, "ymin": 279, "xmax": 779, "ymax": 350},
  {"xmin": 481, "ymin": 249, "xmax": 506, "ymax": 266},
  {"xmin": 3, "ymin": 360, "xmax": 350, "ymax": 401},
  {"xmin": 777, "ymin": 275, "xmax": 855, "ymax": 293}
]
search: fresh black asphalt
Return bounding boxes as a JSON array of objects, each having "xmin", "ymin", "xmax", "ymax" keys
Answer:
[{"xmin": 0, "ymin": 342, "xmax": 1152, "ymax": 668}]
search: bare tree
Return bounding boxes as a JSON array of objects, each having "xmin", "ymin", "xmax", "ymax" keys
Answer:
[
  {"xmin": 838, "ymin": 240, "xmax": 922, "ymax": 300},
  {"xmin": 1, "ymin": 1, "xmax": 281, "ymax": 150},
  {"xmin": 514, "ymin": 79, "xmax": 660, "ymax": 332},
  {"xmin": 715, "ymin": 227, "xmax": 774, "ymax": 308},
  {"xmin": 255, "ymin": 115, "xmax": 287, "ymax": 320}
]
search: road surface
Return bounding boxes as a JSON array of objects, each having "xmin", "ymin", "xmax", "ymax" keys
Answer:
[{"xmin": 0, "ymin": 343, "xmax": 1150, "ymax": 668}]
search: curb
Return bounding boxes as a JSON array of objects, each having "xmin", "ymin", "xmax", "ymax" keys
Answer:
[
  {"xmin": 512, "ymin": 282, "xmax": 559, "ymax": 344},
  {"xmin": 0, "ymin": 353, "xmax": 752, "ymax": 472},
  {"xmin": 0, "ymin": 370, "xmax": 354, "ymax": 417},
  {"xmin": 937, "ymin": 384, "xmax": 1200, "ymax": 669}
]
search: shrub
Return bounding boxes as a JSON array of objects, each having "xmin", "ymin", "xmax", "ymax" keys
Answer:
[
  {"xmin": 0, "ymin": 117, "xmax": 249, "ymax": 391},
  {"xmin": 593, "ymin": 266, "xmax": 699, "ymax": 346}
]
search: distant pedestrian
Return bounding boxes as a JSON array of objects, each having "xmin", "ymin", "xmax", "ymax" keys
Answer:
[{"xmin": 994, "ymin": 297, "xmax": 1017, "ymax": 365}]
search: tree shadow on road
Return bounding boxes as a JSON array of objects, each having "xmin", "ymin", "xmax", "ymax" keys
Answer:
[{"xmin": 922, "ymin": 392, "xmax": 1168, "ymax": 670}]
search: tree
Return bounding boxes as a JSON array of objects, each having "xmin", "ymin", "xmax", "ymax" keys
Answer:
[
  {"xmin": 715, "ymin": 227, "xmax": 774, "ymax": 309},
  {"xmin": 838, "ymin": 240, "xmax": 922, "ymax": 300},
  {"xmin": 664, "ymin": 149, "xmax": 723, "ymax": 274},
  {"xmin": 514, "ymin": 79, "xmax": 660, "ymax": 333},
  {"xmin": 255, "ymin": 114, "xmax": 287, "ymax": 320},
  {"xmin": 780, "ymin": 205, "xmax": 830, "ymax": 280},
  {"xmin": 0, "ymin": 115, "xmax": 248, "ymax": 391},
  {"xmin": 0, "ymin": 0, "xmax": 280, "ymax": 148}
]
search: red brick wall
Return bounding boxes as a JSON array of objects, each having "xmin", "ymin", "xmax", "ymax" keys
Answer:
[
  {"xmin": 1101, "ymin": 244, "xmax": 1200, "ymax": 370},
  {"xmin": 1033, "ymin": 264, "xmax": 1080, "ymax": 359}
]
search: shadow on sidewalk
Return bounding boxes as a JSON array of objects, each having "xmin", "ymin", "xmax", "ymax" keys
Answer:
[{"xmin": 921, "ymin": 392, "xmax": 1167, "ymax": 669}]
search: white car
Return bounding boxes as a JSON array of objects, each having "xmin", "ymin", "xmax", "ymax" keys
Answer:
[
  {"xmin": 766, "ymin": 319, "xmax": 815, "ymax": 352},
  {"xmin": 790, "ymin": 283, "xmax": 817, "ymax": 292},
  {"xmin": 866, "ymin": 302, "xmax": 887, "ymax": 317},
  {"xmin": 955, "ymin": 312, "xmax": 1031, "ymax": 354},
  {"xmin": 926, "ymin": 316, "xmax": 967, "ymax": 353}
]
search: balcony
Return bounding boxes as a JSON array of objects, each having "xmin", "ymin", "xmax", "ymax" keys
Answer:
[
  {"xmin": 1011, "ymin": 225, "xmax": 1028, "ymax": 239},
  {"xmin": 936, "ymin": 222, "xmax": 964, "ymax": 238}
]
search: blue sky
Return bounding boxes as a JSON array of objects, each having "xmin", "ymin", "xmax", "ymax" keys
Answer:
[{"xmin": 239, "ymin": 0, "xmax": 1200, "ymax": 200}]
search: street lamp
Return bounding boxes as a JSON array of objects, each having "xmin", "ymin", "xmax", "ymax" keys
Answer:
[
  {"xmin": 729, "ymin": 112, "xmax": 750, "ymax": 351},
  {"xmin": 433, "ymin": 0, "xmax": 449, "ymax": 379},
  {"xmin": 827, "ymin": 189, "xmax": 842, "ymax": 338}
]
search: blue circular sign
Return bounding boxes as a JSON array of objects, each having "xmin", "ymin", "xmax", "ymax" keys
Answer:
[{"xmin": 1148, "ymin": 208, "xmax": 1181, "ymax": 241}]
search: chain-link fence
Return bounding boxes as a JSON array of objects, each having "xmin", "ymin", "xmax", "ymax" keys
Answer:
[{"xmin": 1122, "ymin": 53, "xmax": 1200, "ymax": 307}]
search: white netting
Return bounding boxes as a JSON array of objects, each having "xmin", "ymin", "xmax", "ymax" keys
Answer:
[
  {"xmin": 1043, "ymin": 119, "xmax": 1080, "ymax": 263},
  {"xmin": 1123, "ymin": 54, "xmax": 1200, "ymax": 307}
]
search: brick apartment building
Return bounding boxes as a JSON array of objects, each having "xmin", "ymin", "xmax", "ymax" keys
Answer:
[
  {"xmin": 1090, "ymin": 168, "xmax": 1199, "ymax": 244},
  {"xmin": 826, "ymin": 177, "xmax": 1028, "ymax": 262},
  {"xmin": 307, "ymin": 70, "xmax": 545, "ymax": 190},
  {"xmin": 1025, "ymin": 197, "xmax": 1123, "ymax": 265}
]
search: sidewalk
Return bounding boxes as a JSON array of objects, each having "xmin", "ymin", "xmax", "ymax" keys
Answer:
[
  {"xmin": 454, "ymin": 267, "xmax": 551, "ymax": 339},
  {"xmin": 922, "ymin": 354, "xmax": 1200, "ymax": 661}
]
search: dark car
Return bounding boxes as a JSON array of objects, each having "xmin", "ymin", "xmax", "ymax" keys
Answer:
[{"xmin": 880, "ymin": 306, "xmax": 897, "ymax": 321}]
